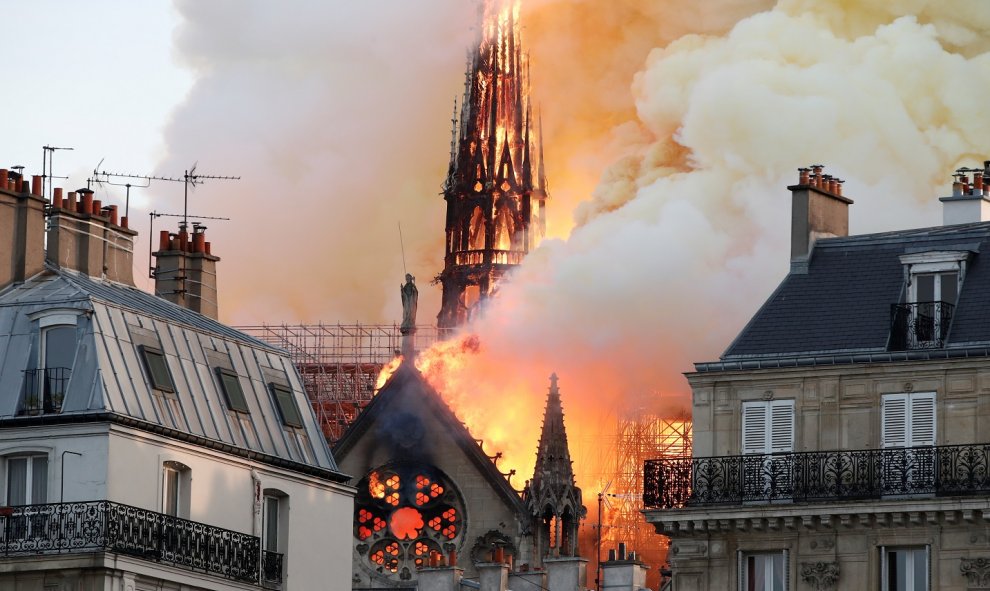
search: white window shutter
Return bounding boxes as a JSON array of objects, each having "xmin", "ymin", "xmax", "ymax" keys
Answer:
[
  {"xmin": 909, "ymin": 392, "xmax": 936, "ymax": 447},
  {"xmin": 769, "ymin": 400, "xmax": 795, "ymax": 453},
  {"xmin": 742, "ymin": 402, "xmax": 768, "ymax": 455},
  {"xmin": 882, "ymin": 394, "xmax": 908, "ymax": 448}
]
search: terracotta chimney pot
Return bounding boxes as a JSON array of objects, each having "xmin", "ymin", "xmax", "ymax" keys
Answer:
[
  {"xmin": 53, "ymin": 188, "xmax": 64, "ymax": 209},
  {"xmin": 31, "ymin": 175, "xmax": 42, "ymax": 197}
]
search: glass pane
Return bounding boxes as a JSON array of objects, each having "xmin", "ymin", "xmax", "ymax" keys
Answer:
[
  {"xmin": 273, "ymin": 385, "xmax": 303, "ymax": 428},
  {"xmin": 31, "ymin": 457, "xmax": 47, "ymax": 504},
  {"xmin": 7, "ymin": 458, "xmax": 26, "ymax": 506},
  {"xmin": 44, "ymin": 326, "xmax": 76, "ymax": 370},
  {"xmin": 912, "ymin": 548, "xmax": 927, "ymax": 591},
  {"xmin": 143, "ymin": 348, "xmax": 174, "ymax": 392},
  {"xmin": 219, "ymin": 370, "xmax": 249, "ymax": 413},
  {"xmin": 940, "ymin": 272, "xmax": 958, "ymax": 304},
  {"xmin": 265, "ymin": 496, "xmax": 279, "ymax": 552},
  {"xmin": 771, "ymin": 553, "xmax": 785, "ymax": 591},
  {"xmin": 916, "ymin": 275, "xmax": 935, "ymax": 302},
  {"xmin": 888, "ymin": 549, "xmax": 907, "ymax": 591},
  {"xmin": 164, "ymin": 468, "xmax": 179, "ymax": 516}
]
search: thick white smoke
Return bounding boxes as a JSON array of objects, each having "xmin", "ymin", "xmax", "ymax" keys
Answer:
[
  {"xmin": 161, "ymin": 0, "xmax": 990, "ymax": 488},
  {"xmin": 428, "ymin": 0, "xmax": 990, "ymax": 485}
]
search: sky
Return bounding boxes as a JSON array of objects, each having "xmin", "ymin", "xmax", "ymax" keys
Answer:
[{"xmin": 6, "ymin": 0, "xmax": 990, "ymax": 490}]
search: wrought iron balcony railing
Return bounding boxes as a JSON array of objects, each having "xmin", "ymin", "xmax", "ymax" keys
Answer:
[
  {"xmin": 262, "ymin": 550, "xmax": 285, "ymax": 586},
  {"xmin": 0, "ymin": 500, "xmax": 274, "ymax": 584},
  {"xmin": 644, "ymin": 443, "xmax": 990, "ymax": 510},
  {"xmin": 20, "ymin": 368, "xmax": 70, "ymax": 415},
  {"xmin": 889, "ymin": 301, "xmax": 954, "ymax": 351}
]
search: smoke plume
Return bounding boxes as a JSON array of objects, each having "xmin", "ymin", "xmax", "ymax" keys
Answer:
[{"xmin": 162, "ymin": 0, "xmax": 990, "ymax": 490}]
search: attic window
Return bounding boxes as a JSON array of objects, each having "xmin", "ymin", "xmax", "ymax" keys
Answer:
[
  {"xmin": 891, "ymin": 251, "xmax": 971, "ymax": 351},
  {"xmin": 216, "ymin": 368, "xmax": 249, "ymax": 413},
  {"xmin": 140, "ymin": 346, "xmax": 175, "ymax": 392},
  {"xmin": 270, "ymin": 383, "xmax": 303, "ymax": 428}
]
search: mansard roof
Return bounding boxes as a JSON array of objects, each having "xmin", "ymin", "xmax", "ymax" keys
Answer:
[
  {"xmin": 706, "ymin": 222, "xmax": 990, "ymax": 371},
  {"xmin": 0, "ymin": 266, "xmax": 344, "ymax": 481}
]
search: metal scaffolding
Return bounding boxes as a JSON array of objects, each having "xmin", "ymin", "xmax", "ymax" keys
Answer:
[
  {"xmin": 604, "ymin": 413, "xmax": 692, "ymax": 589},
  {"xmin": 236, "ymin": 324, "xmax": 444, "ymax": 442}
]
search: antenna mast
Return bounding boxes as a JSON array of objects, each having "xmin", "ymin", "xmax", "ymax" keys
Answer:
[{"xmin": 42, "ymin": 145, "xmax": 73, "ymax": 200}]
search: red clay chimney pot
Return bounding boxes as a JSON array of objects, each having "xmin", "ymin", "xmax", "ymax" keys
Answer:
[
  {"xmin": 81, "ymin": 191, "xmax": 93, "ymax": 215},
  {"xmin": 92, "ymin": 200, "xmax": 102, "ymax": 216},
  {"xmin": 31, "ymin": 175, "xmax": 42, "ymax": 197},
  {"xmin": 53, "ymin": 187, "xmax": 64, "ymax": 209},
  {"xmin": 109, "ymin": 205, "xmax": 118, "ymax": 226},
  {"xmin": 0, "ymin": 170, "xmax": 7, "ymax": 189},
  {"xmin": 120, "ymin": 216, "xmax": 128, "ymax": 229}
]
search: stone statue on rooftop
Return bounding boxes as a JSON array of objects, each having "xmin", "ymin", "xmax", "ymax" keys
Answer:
[{"xmin": 400, "ymin": 273, "xmax": 418, "ymax": 333}]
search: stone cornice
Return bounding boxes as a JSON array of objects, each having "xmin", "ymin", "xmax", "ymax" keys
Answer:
[{"xmin": 646, "ymin": 497, "xmax": 990, "ymax": 537}]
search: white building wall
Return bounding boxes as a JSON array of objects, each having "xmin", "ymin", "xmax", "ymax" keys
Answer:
[
  {"xmin": 0, "ymin": 423, "xmax": 110, "ymax": 504},
  {"xmin": 106, "ymin": 424, "xmax": 355, "ymax": 588}
]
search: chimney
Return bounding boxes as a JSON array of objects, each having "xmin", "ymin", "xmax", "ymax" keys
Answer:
[
  {"xmin": 46, "ymin": 187, "xmax": 138, "ymax": 285},
  {"xmin": 601, "ymin": 545, "xmax": 650, "ymax": 591},
  {"xmin": 153, "ymin": 223, "xmax": 221, "ymax": 319},
  {"xmin": 544, "ymin": 556, "xmax": 589, "ymax": 591},
  {"xmin": 477, "ymin": 561, "xmax": 509, "ymax": 591},
  {"xmin": 417, "ymin": 563, "xmax": 464, "ymax": 591},
  {"xmin": 0, "ymin": 169, "xmax": 47, "ymax": 290},
  {"xmin": 940, "ymin": 163, "xmax": 990, "ymax": 226},
  {"xmin": 789, "ymin": 164, "xmax": 853, "ymax": 273}
]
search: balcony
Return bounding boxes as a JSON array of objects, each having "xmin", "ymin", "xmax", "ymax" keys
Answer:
[
  {"xmin": 20, "ymin": 368, "xmax": 70, "ymax": 415},
  {"xmin": 644, "ymin": 443, "xmax": 990, "ymax": 510},
  {"xmin": 0, "ymin": 500, "xmax": 283, "ymax": 586},
  {"xmin": 889, "ymin": 301, "xmax": 954, "ymax": 351},
  {"xmin": 453, "ymin": 249, "xmax": 525, "ymax": 266}
]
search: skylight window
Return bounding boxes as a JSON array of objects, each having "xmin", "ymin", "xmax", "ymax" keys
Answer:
[
  {"xmin": 140, "ymin": 346, "xmax": 175, "ymax": 393},
  {"xmin": 216, "ymin": 368, "xmax": 249, "ymax": 413},
  {"xmin": 270, "ymin": 383, "xmax": 303, "ymax": 428}
]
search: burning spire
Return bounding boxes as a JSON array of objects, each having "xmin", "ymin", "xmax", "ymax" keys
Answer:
[{"xmin": 437, "ymin": 0, "xmax": 548, "ymax": 329}]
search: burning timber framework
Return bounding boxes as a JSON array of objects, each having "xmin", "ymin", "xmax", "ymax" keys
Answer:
[
  {"xmin": 237, "ymin": 324, "xmax": 445, "ymax": 441},
  {"xmin": 604, "ymin": 414, "xmax": 691, "ymax": 588}
]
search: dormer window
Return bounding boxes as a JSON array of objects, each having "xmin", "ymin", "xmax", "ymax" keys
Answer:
[
  {"xmin": 22, "ymin": 312, "xmax": 81, "ymax": 415},
  {"xmin": 140, "ymin": 346, "xmax": 175, "ymax": 393},
  {"xmin": 890, "ymin": 251, "xmax": 971, "ymax": 351}
]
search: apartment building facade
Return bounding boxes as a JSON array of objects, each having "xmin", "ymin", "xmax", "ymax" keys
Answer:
[
  {"xmin": 645, "ymin": 165, "xmax": 990, "ymax": 591},
  {"xmin": 0, "ymin": 169, "xmax": 354, "ymax": 589}
]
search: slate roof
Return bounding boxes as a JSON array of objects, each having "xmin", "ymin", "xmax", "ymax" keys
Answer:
[
  {"xmin": 716, "ymin": 222, "xmax": 990, "ymax": 365},
  {"xmin": 0, "ymin": 266, "xmax": 343, "ymax": 478}
]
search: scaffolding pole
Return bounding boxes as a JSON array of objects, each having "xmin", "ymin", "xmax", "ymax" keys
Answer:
[{"xmin": 236, "ymin": 324, "xmax": 444, "ymax": 441}]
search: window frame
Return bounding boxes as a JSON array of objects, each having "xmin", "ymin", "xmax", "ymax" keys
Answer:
[
  {"xmin": 739, "ymin": 550, "xmax": 788, "ymax": 591},
  {"xmin": 881, "ymin": 392, "xmax": 936, "ymax": 448},
  {"xmin": 161, "ymin": 461, "xmax": 190, "ymax": 518},
  {"xmin": 140, "ymin": 345, "xmax": 176, "ymax": 393},
  {"xmin": 269, "ymin": 383, "xmax": 304, "ymax": 429},
  {"xmin": 880, "ymin": 545, "xmax": 929, "ymax": 591},
  {"xmin": 5, "ymin": 454, "xmax": 49, "ymax": 506},
  {"xmin": 741, "ymin": 400, "xmax": 795, "ymax": 455},
  {"xmin": 216, "ymin": 368, "xmax": 250, "ymax": 413}
]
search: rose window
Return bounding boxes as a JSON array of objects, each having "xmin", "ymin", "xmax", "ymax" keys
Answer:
[{"xmin": 354, "ymin": 463, "xmax": 465, "ymax": 582}]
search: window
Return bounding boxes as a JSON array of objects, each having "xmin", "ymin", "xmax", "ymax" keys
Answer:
[
  {"xmin": 162, "ymin": 461, "xmax": 190, "ymax": 518},
  {"xmin": 882, "ymin": 393, "xmax": 936, "ymax": 448},
  {"xmin": 7, "ymin": 455, "xmax": 48, "ymax": 506},
  {"xmin": 742, "ymin": 400, "xmax": 794, "ymax": 455},
  {"xmin": 270, "ymin": 383, "xmax": 303, "ymax": 428},
  {"xmin": 216, "ymin": 368, "xmax": 249, "ymax": 413},
  {"xmin": 740, "ymin": 551, "xmax": 787, "ymax": 591},
  {"xmin": 881, "ymin": 547, "xmax": 928, "ymax": 591},
  {"xmin": 140, "ymin": 346, "xmax": 175, "ymax": 393},
  {"xmin": 264, "ymin": 494, "xmax": 280, "ymax": 553},
  {"xmin": 742, "ymin": 400, "xmax": 794, "ymax": 500}
]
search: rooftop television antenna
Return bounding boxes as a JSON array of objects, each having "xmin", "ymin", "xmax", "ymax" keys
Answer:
[
  {"xmin": 42, "ymin": 145, "xmax": 73, "ymax": 200},
  {"xmin": 92, "ymin": 162, "xmax": 183, "ymax": 220}
]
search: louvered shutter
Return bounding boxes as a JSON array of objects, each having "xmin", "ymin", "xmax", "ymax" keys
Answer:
[
  {"xmin": 742, "ymin": 402, "xmax": 768, "ymax": 455},
  {"xmin": 769, "ymin": 400, "xmax": 795, "ymax": 453},
  {"xmin": 909, "ymin": 392, "xmax": 936, "ymax": 446},
  {"xmin": 881, "ymin": 394, "xmax": 908, "ymax": 448}
]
